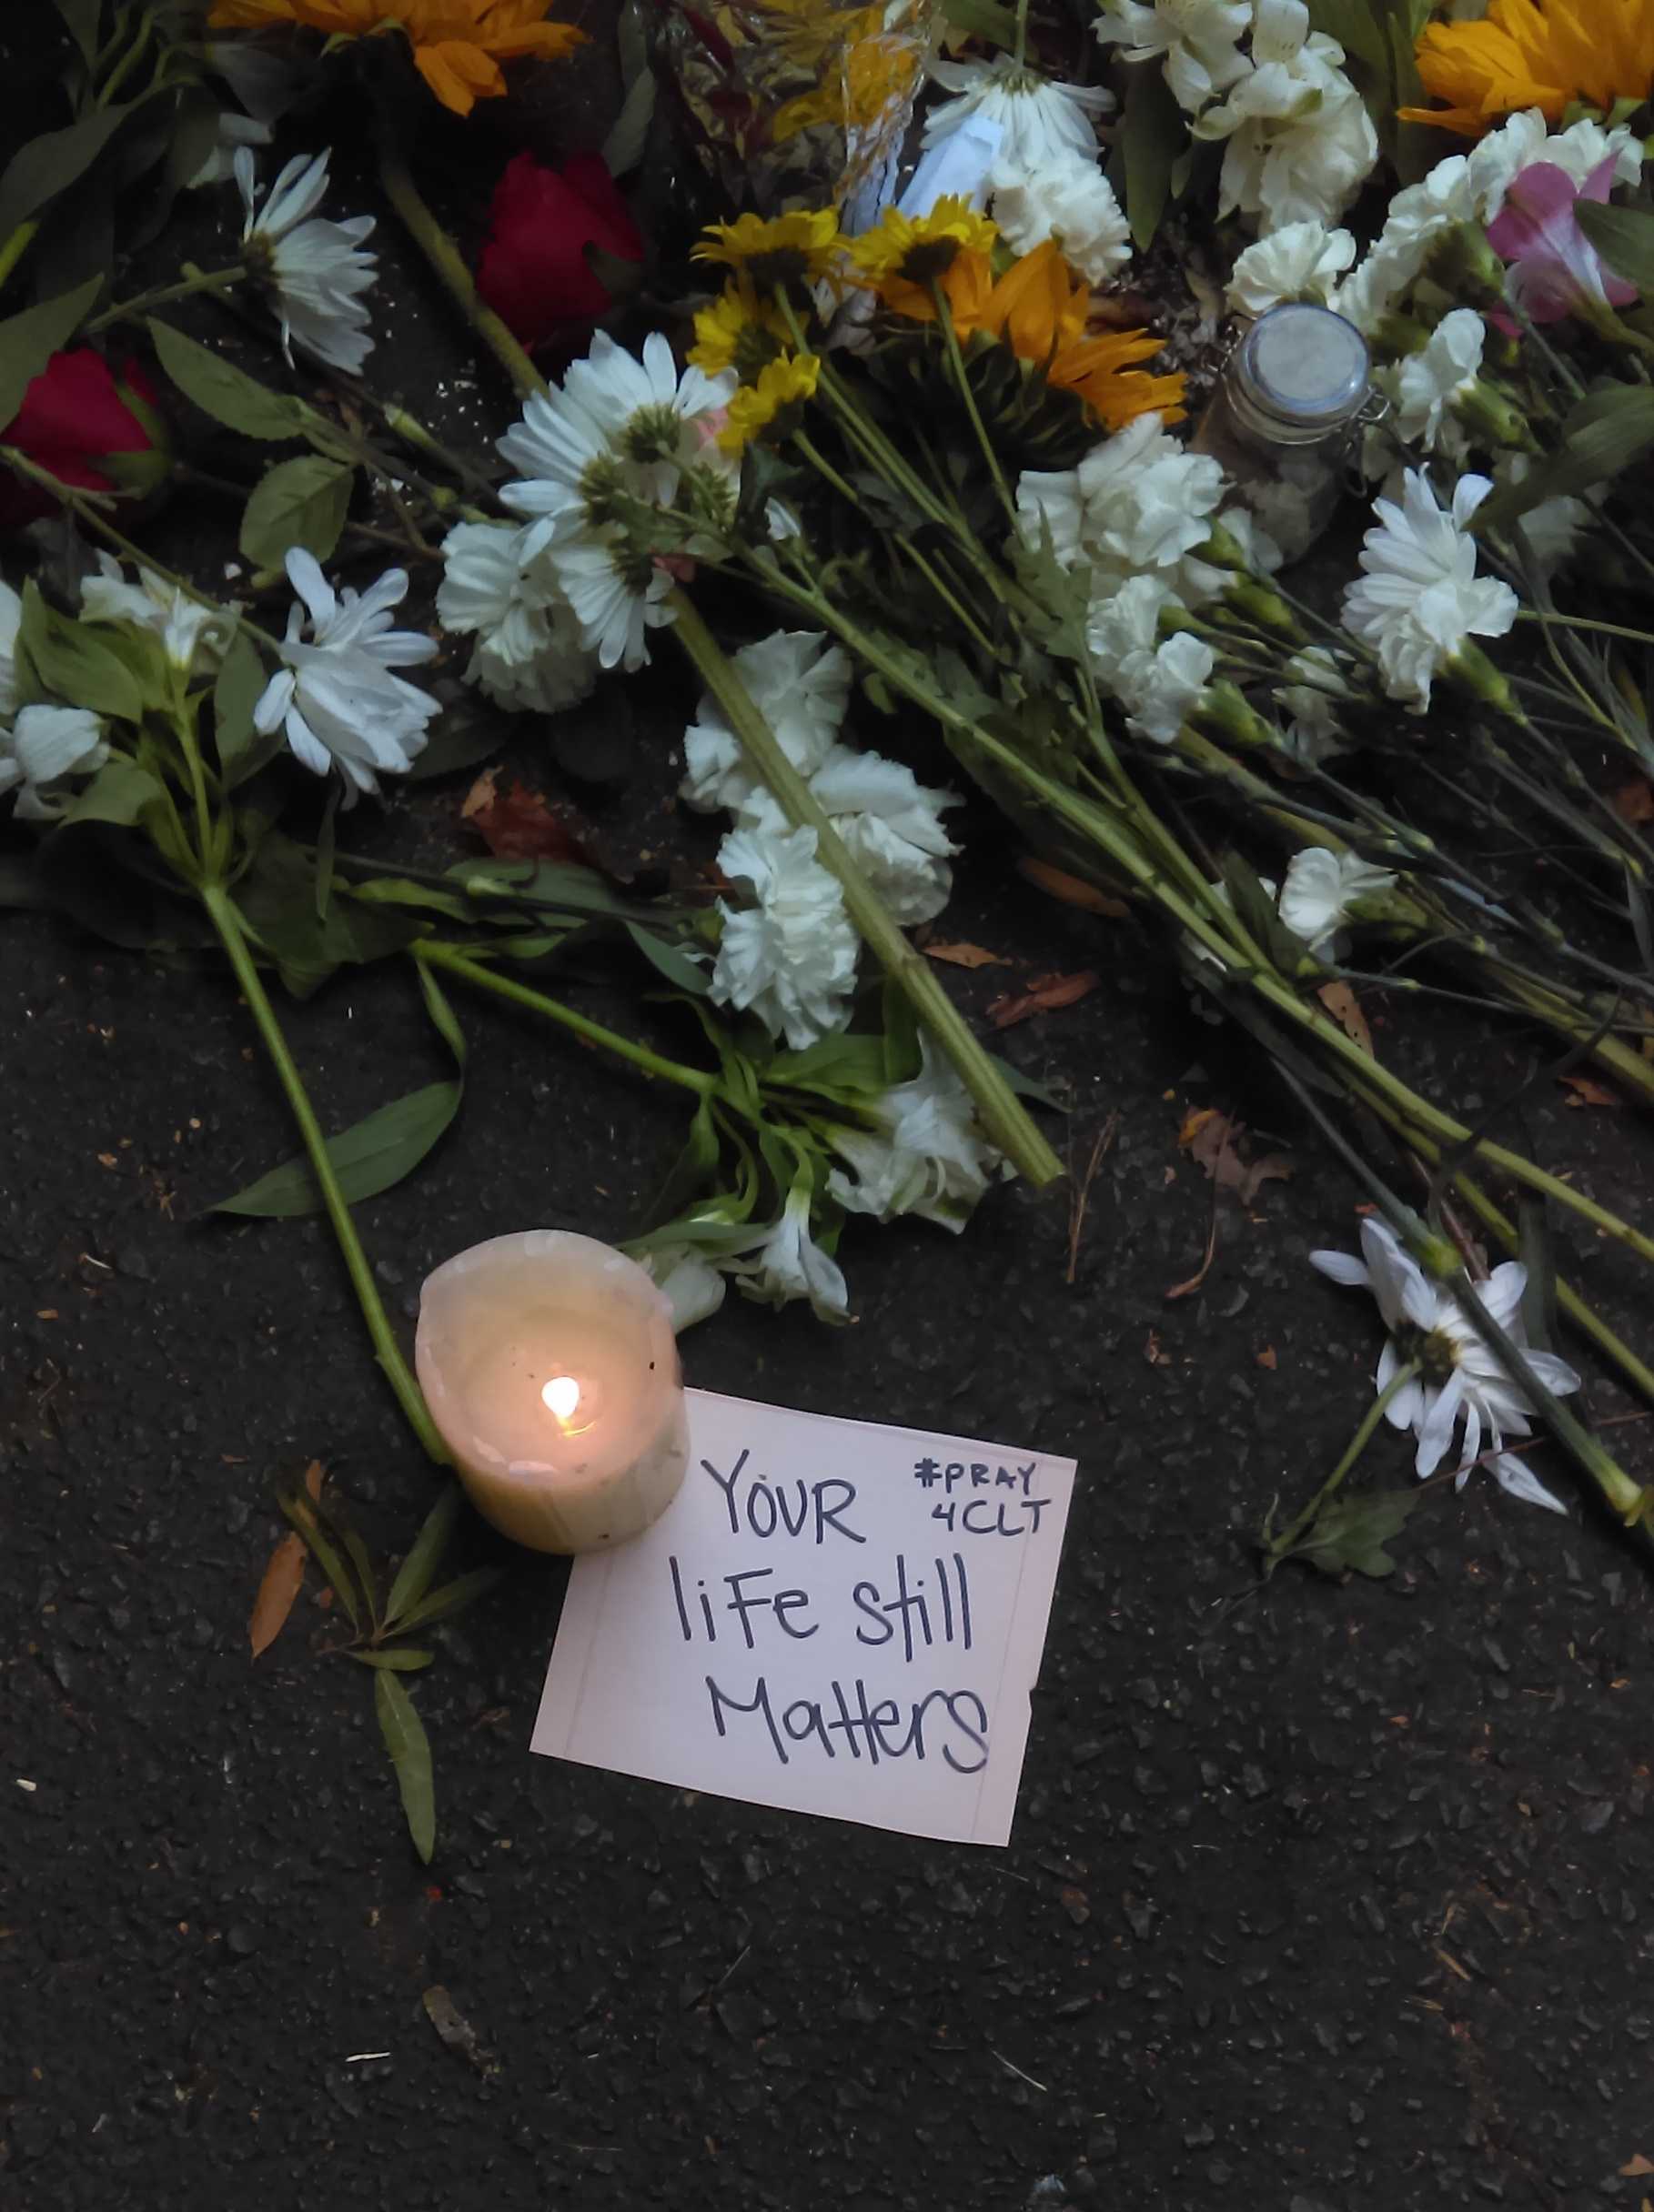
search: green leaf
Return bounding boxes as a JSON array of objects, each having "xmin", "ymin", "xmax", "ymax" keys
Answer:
[
  {"xmin": 16, "ymin": 578, "xmax": 146, "ymax": 723},
  {"xmin": 940, "ymin": 0, "xmax": 1017, "ymax": 42},
  {"xmin": 625, "ymin": 920, "xmax": 710, "ymax": 995},
  {"xmin": 415, "ymin": 956, "xmax": 469, "ymax": 1068},
  {"xmin": 278, "ymin": 1486, "xmax": 363, "ymax": 1631},
  {"xmin": 52, "ymin": 0, "xmax": 104, "ymax": 68},
  {"xmin": 147, "ymin": 317, "xmax": 308, "ymax": 441},
  {"xmin": 347, "ymin": 1646, "xmax": 434, "ymax": 1671},
  {"xmin": 1476, "ymin": 386, "xmax": 1654, "ymax": 530},
  {"xmin": 1576, "ymin": 199, "xmax": 1654, "ymax": 291},
  {"xmin": 239, "ymin": 454, "xmax": 354, "ymax": 568},
  {"xmin": 60, "ymin": 757, "xmax": 168, "ymax": 831},
  {"xmin": 0, "ymin": 275, "xmax": 106, "ymax": 433},
  {"xmin": 386, "ymin": 1485, "xmax": 462, "ymax": 1627},
  {"xmin": 212, "ymin": 629, "xmax": 278, "ymax": 787},
  {"xmin": 0, "ymin": 100, "xmax": 143, "ymax": 244},
  {"xmin": 374, "ymin": 1670, "xmax": 436, "ymax": 1864},
  {"xmin": 234, "ymin": 830, "xmax": 423, "ymax": 993},
  {"xmin": 1114, "ymin": 63, "xmax": 1186, "ymax": 253},
  {"xmin": 1517, "ymin": 1199, "xmax": 1558, "ymax": 1355},
  {"xmin": 1294, "ymin": 1490, "xmax": 1418, "ymax": 1579},
  {"xmin": 388, "ymin": 1568, "xmax": 503, "ymax": 1636},
  {"xmin": 649, "ymin": 1095, "xmax": 723, "ymax": 1224},
  {"xmin": 600, "ymin": 68, "xmax": 656, "ymax": 180},
  {"xmin": 347, "ymin": 875, "xmax": 473, "ymax": 921},
  {"xmin": 210, "ymin": 1079, "xmax": 462, "ymax": 1216}
]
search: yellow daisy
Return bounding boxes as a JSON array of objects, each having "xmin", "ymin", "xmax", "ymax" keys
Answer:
[
  {"xmin": 208, "ymin": 0, "xmax": 582, "ymax": 115},
  {"xmin": 847, "ymin": 197, "xmax": 999, "ymax": 315},
  {"xmin": 718, "ymin": 353, "xmax": 821, "ymax": 454},
  {"xmin": 688, "ymin": 285, "xmax": 792, "ymax": 379},
  {"xmin": 695, "ymin": 209, "xmax": 843, "ymax": 291},
  {"xmin": 1401, "ymin": 0, "xmax": 1654, "ymax": 134}
]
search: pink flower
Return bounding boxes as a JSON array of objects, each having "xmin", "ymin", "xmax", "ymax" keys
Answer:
[{"xmin": 1486, "ymin": 156, "xmax": 1638, "ymax": 332}]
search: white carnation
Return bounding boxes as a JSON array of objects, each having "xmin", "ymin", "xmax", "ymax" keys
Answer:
[
  {"xmin": 680, "ymin": 630, "xmax": 851, "ymax": 816},
  {"xmin": 437, "ymin": 521, "xmax": 597, "ymax": 715},
  {"xmin": 989, "ymin": 153, "xmax": 1132, "ymax": 284},
  {"xmin": 1278, "ymin": 845, "xmax": 1397, "ymax": 954},
  {"xmin": 1226, "ymin": 222, "xmax": 1356, "ymax": 317},
  {"xmin": 1341, "ymin": 470, "xmax": 1518, "ymax": 709},
  {"xmin": 828, "ymin": 1036, "xmax": 1003, "ymax": 1231},
  {"xmin": 1388, "ymin": 308, "xmax": 1484, "ymax": 454},
  {"xmin": 711, "ymin": 822, "xmax": 860, "ymax": 1047}
]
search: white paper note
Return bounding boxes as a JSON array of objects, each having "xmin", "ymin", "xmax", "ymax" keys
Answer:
[{"xmin": 531, "ymin": 1389, "xmax": 1076, "ymax": 1845}]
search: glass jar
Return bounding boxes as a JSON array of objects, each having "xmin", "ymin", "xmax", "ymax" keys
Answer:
[{"xmin": 1192, "ymin": 304, "xmax": 1377, "ymax": 561}]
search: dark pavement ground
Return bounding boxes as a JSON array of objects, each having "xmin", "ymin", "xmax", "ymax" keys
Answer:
[{"xmin": 5, "ymin": 855, "xmax": 1654, "ymax": 2212}]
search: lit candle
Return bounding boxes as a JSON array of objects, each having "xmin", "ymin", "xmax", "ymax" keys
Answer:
[{"xmin": 415, "ymin": 1232, "xmax": 689, "ymax": 1553}]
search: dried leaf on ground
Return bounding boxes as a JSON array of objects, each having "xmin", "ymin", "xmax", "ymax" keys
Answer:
[
  {"xmin": 1559, "ymin": 1072, "xmax": 1621, "ymax": 1109},
  {"xmin": 1612, "ymin": 779, "xmax": 1654, "ymax": 824},
  {"xmin": 461, "ymin": 769, "xmax": 585, "ymax": 862},
  {"xmin": 1317, "ymin": 980, "xmax": 1372, "ymax": 1054},
  {"xmin": 1256, "ymin": 1344, "xmax": 1277, "ymax": 1370},
  {"xmin": 1178, "ymin": 1107, "xmax": 1291, "ymax": 1206},
  {"xmin": 925, "ymin": 940, "xmax": 1009, "ymax": 970},
  {"xmin": 423, "ymin": 1986, "xmax": 497, "ymax": 2075},
  {"xmin": 987, "ymin": 970, "xmax": 1099, "ymax": 1029},
  {"xmin": 1144, "ymin": 1329, "xmax": 1171, "ymax": 1366},
  {"xmin": 1016, "ymin": 856, "xmax": 1129, "ymax": 917},
  {"xmin": 248, "ymin": 1460, "xmax": 322, "ymax": 1659},
  {"xmin": 1618, "ymin": 2153, "xmax": 1653, "ymax": 2177}
]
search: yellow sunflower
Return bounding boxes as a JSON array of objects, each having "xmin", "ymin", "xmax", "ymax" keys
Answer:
[
  {"xmin": 847, "ymin": 197, "xmax": 999, "ymax": 315},
  {"xmin": 718, "ymin": 353, "xmax": 822, "ymax": 454},
  {"xmin": 979, "ymin": 243, "xmax": 1185, "ymax": 429},
  {"xmin": 207, "ymin": 0, "xmax": 582, "ymax": 114},
  {"xmin": 688, "ymin": 285, "xmax": 792, "ymax": 379},
  {"xmin": 695, "ymin": 209, "xmax": 844, "ymax": 292},
  {"xmin": 1401, "ymin": 0, "xmax": 1654, "ymax": 134}
]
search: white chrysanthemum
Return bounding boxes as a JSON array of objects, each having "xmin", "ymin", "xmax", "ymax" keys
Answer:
[
  {"xmin": 712, "ymin": 822, "xmax": 860, "ymax": 1047},
  {"xmin": 828, "ymin": 1036, "xmax": 1004, "ymax": 1232},
  {"xmin": 0, "ymin": 581, "xmax": 21, "ymax": 719},
  {"xmin": 1086, "ymin": 577, "xmax": 1214, "ymax": 742},
  {"xmin": 1094, "ymin": 0, "xmax": 1251, "ymax": 113},
  {"xmin": 236, "ymin": 147, "xmax": 376, "ymax": 374},
  {"xmin": 1018, "ymin": 415, "xmax": 1228, "ymax": 603},
  {"xmin": 1277, "ymin": 845, "xmax": 1397, "ymax": 953},
  {"xmin": 0, "ymin": 705, "xmax": 107, "ymax": 820},
  {"xmin": 497, "ymin": 333, "xmax": 735, "ymax": 671},
  {"xmin": 680, "ymin": 630, "xmax": 852, "ymax": 815},
  {"xmin": 1388, "ymin": 308, "xmax": 1485, "ymax": 454},
  {"xmin": 79, "ymin": 554, "xmax": 223, "ymax": 673},
  {"xmin": 1342, "ymin": 471, "xmax": 1517, "ymax": 709},
  {"xmin": 923, "ymin": 53, "xmax": 1111, "ymax": 167},
  {"xmin": 989, "ymin": 153, "xmax": 1133, "ymax": 285},
  {"xmin": 1226, "ymin": 222, "xmax": 1356, "ymax": 316},
  {"xmin": 1311, "ymin": 1216, "xmax": 1578, "ymax": 1506},
  {"xmin": 254, "ymin": 549, "xmax": 438, "ymax": 800},
  {"xmin": 727, "ymin": 1185, "xmax": 849, "ymax": 1322},
  {"xmin": 436, "ymin": 521, "xmax": 596, "ymax": 714},
  {"xmin": 1195, "ymin": 0, "xmax": 1377, "ymax": 232}
]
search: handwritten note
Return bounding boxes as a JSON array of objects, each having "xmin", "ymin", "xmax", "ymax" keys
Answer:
[{"xmin": 531, "ymin": 1390, "xmax": 1075, "ymax": 1845}]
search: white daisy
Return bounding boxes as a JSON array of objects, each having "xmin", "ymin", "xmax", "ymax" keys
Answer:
[
  {"xmin": 1094, "ymin": 0, "xmax": 1252, "ymax": 113},
  {"xmin": 0, "ymin": 581, "xmax": 21, "ymax": 719},
  {"xmin": 237, "ymin": 147, "xmax": 377, "ymax": 375},
  {"xmin": 79, "ymin": 554, "xmax": 224, "ymax": 674},
  {"xmin": 1341, "ymin": 470, "xmax": 1518, "ymax": 709},
  {"xmin": 828, "ymin": 1036, "xmax": 1004, "ymax": 1232},
  {"xmin": 1277, "ymin": 845, "xmax": 1397, "ymax": 954},
  {"xmin": 1226, "ymin": 222, "xmax": 1356, "ymax": 317},
  {"xmin": 923, "ymin": 54, "xmax": 1112, "ymax": 169},
  {"xmin": 726, "ymin": 1184, "xmax": 850, "ymax": 1322},
  {"xmin": 1311, "ymin": 1216, "xmax": 1578, "ymax": 1506},
  {"xmin": 254, "ymin": 549, "xmax": 439, "ymax": 801},
  {"xmin": 436, "ymin": 521, "xmax": 597, "ymax": 713},
  {"xmin": 0, "ymin": 704, "xmax": 108, "ymax": 820},
  {"xmin": 989, "ymin": 153, "xmax": 1133, "ymax": 285},
  {"xmin": 711, "ymin": 821, "xmax": 860, "ymax": 1048}
]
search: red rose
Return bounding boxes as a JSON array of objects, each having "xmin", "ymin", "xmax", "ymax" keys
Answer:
[
  {"xmin": 477, "ymin": 152, "xmax": 645, "ymax": 351},
  {"xmin": 0, "ymin": 349, "xmax": 170, "ymax": 528}
]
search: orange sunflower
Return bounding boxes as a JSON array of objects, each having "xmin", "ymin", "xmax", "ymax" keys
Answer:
[
  {"xmin": 1401, "ymin": 0, "xmax": 1654, "ymax": 136},
  {"xmin": 207, "ymin": 0, "xmax": 583, "ymax": 116}
]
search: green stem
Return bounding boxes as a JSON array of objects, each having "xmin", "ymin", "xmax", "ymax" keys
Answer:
[
  {"xmin": 0, "ymin": 219, "xmax": 39, "ymax": 295},
  {"xmin": 414, "ymin": 940, "xmax": 720, "ymax": 1097},
  {"xmin": 1013, "ymin": 0, "xmax": 1030, "ymax": 66},
  {"xmin": 201, "ymin": 886, "xmax": 449, "ymax": 1464},
  {"xmin": 1515, "ymin": 608, "xmax": 1654, "ymax": 649},
  {"xmin": 375, "ymin": 124, "xmax": 546, "ymax": 403},
  {"xmin": 666, "ymin": 588, "xmax": 1065, "ymax": 1189},
  {"xmin": 929, "ymin": 277, "xmax": 1017, "ymax": 528},
  {"xmin": 1263, "ymin": 1363, "xmax": 1421, "ymax": 1574},
  {"xmin": 86, "ymin": 263, "xmax": 245, "ymax": 333}
]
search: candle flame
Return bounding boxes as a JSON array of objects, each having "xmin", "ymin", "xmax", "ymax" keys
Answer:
[{"xmin": 541, "ymin": 1374, "xmax": 581, "ymax": 1423}]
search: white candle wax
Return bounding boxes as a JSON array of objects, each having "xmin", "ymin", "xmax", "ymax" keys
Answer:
[{"xmin": 415, "ymin": 1231, "xmax": 689, "ymax": 1553}]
